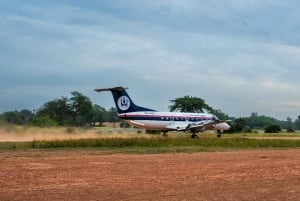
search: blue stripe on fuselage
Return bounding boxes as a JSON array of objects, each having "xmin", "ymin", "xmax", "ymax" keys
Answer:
[{"xmin": 118, "ymin": 114, "xmax": 213, "ymax": 122}]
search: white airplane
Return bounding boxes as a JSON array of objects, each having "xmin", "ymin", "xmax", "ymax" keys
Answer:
[{"xmin": 95, "ymin": 87, "xmax": 230, "ymax": 138}]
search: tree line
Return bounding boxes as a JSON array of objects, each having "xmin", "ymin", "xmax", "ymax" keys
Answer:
[
  {"xmin": 0, "ymin": 91, "xmax": 119, "ymax": 127},
  {"xmin": 1, "ymin": 93, "xmax": 300, "ymax": 132}
]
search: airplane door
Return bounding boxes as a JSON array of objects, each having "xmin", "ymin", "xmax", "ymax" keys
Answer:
[
  {"xmin": 170, "ymin": 116, "xmax": 174, "ymax": 125},
  {"xmin": 185, "ymin": 116, "xmax": 189, "ymax": 122}
]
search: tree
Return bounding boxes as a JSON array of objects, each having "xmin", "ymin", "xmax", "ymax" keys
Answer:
[
  {"xmin": 1, "ymin": 111, "xmax": 23, "ymax": 125},
  {"xmin": 245, "ymin": 113, "xmax": 278, "ymax": 129},
  {"xmin": 106, "ymin": 107, "xmax": 119, "ymax": 127},
  {"xmin": 295, "ymin": 116, "xmax": 300, "ymax": 130},
  {"xmin": 285, "ymin": 117, "xmax": 294, "ymax": 131},
  {"xmin": 68, "ymin": 91, "xmax": 93, "ymax": 126},
  {"xmin": 36, "ymin": 91, "xmax": 93, "ymax": 126},
  {"xmin": 30, "ymin": 116, "xmax": 59, "ymax": 127},
  {"xmin": 226, "ymin": 117, "xmax": 248, "ymax": 133},
  {"xmin": 19, "ymin": 109, "xmax": 35, "ymax": 124},
  {"xmin": 169, "ymin": 95, "xmax": 212, "ymax": 113},
  {"xmin": 210, "ymin": 109, "xmax": 229, "ymax": 120},
  {"xmin": 234, "ymin": 118, "xmax": 247, "ymax": 132},
  {"xmin": 0, "ymin": 110, "xmax": 34, "ymax": 125},
  {"xmin": 89, "ymin": 104, "xmax": 106, "ymax": 126},
  {"xmin": 37, "ymin": 97, "xmax": 70, "ymax": 125},
  {"xmin": 0, "ymin": 91, "xmax": 112, "ymax": 127},
  {"xmin": 264, "ymin": 124, "xmax": 281, "ymax": 133}
]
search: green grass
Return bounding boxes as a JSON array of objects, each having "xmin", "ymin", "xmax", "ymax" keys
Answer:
[
  {"xmin": 0, "ymin": 136, "xmax": 299, "ymax": 153},
  {"xmin": 1, "ymin": 126, "xmax": 300, "ymax": 153}
]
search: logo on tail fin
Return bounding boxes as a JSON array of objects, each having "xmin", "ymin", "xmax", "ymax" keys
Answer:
[{"xmin": 117, "ymin": 96, "xmax": 131, "ymax": 111}]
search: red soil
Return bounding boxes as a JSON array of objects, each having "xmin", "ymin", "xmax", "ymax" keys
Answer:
[{"xmin": 0, "ymin": 149, "xmax": 299, "ymax": 201}]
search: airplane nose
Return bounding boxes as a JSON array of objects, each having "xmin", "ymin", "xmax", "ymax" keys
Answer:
[
  {"xmin": 224, "ymin": 123, "xmax": 230, "ymax": 130},
  {"xmin": 217, "ymin": 123, "xmax": 230, "ymax": 131}
]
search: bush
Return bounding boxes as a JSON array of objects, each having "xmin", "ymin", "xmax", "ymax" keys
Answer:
[
  {"xmin": 146, "ymin": 130, "xmax": 161, "ymax": 135},
  {"xmin": 66, "ymin": 127, "xmax": 76, "ymax": 133},
  {"xmin": 30, "ymin": 116, "xmax": 59, "ymax": 127},
  {"xmin": 286, "ymin": 128, "xmax": 295, "ymax": 133},
  {"xmin": 242, "ymin": 126, "xmax": 252, "ymax": 133},
  {"xmin": 264, "ymin": 124, "xmax": 281, "ymax": 133},
  {"xmin": 120, "ymin": 121, "xmax": 131, "ymax": 128}
]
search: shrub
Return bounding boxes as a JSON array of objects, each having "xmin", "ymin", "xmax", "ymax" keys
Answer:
[
  {"xmin": 264, "ymin": 124, "xmax": 281, "ymax": 133},
  {"xmin": 286, "ymin": 128, "xmax": 295, "ymax": 133},
  {"xmin": 120, "ymin": 121, "xmax": 131, "ymax": 128},
  {"xmin": 30, "ymin": 116, "xmax": 59, "ymax": 127},
  {"xmin": 146, "ymin": 130, "xmax": 161, "ymax": 135},
  {"xmin": 66, "ymin": 127, "xmax": 76, "ymax": 133},
  {"xmin": 242, "ymin": 126, "xmax": 252, "ymax": 133}
]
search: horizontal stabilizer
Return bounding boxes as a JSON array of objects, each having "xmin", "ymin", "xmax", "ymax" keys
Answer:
[{"xmin": 95, "ymin": 86, "xmax": 128, "ymax": 92}]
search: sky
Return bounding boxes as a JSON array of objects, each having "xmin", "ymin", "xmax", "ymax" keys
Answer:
[{"xmin": 1, "ymin": 0, "xmax": 300, "ymax": 120}]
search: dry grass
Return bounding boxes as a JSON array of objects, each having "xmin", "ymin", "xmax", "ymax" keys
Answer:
[
  {"xmin": 0, "ymin": 126, "xmax": 153, "ymax": 142},
  {"xmin": 1, "ymin": 125, "xmax": 300, "ymax": 143}
]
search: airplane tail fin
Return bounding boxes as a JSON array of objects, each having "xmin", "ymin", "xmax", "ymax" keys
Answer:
[{"xmin": 95, "ymin": 87, "xmax": 156, "ymax": 114}]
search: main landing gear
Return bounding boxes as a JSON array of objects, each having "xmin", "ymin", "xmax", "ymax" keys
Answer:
[
  {"xmin": 191, "ymin": 133, "xmax": 198, "ymax": 139},
  {"xmin": 162, "ymin": 132, "xmax": 168, "ymax": 137},
  {"xmin": 217, "ymin": 130, "xmax": 222, "ymax": 138}
]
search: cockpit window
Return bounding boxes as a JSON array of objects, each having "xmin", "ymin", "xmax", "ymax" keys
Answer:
[{"xmin": 213, "ymin": 115, "xmax": 219, "ymax": 121}]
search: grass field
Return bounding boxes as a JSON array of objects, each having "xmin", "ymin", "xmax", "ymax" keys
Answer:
[
  {"xmin": 0, "ymin": 126, "xmax": 300, "ymax": 152},
  {"xmin": 1, "ymin": 126, "xmax": 299, "ymax": 201}
]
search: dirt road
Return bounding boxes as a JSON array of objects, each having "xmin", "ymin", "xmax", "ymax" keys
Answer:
[{"xmin": 0, "ymin": 149, "xmax": 299, "ymax": 201}]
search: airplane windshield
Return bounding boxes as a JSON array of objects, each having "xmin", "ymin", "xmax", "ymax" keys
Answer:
[{"xmin": 213, "ymin": 115, "xmax": 219, "ymax": 121}]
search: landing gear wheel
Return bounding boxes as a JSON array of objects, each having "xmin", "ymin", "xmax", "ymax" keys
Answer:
[
  {"xmin": 162, "ymin": 132, "xmax": 168, "ymax": 137},
  {"xmin": 217, "ymin": 130, "xmax": 222, "ymax": 138},
  {"xmin": 191, "ymin": 133, "xmax": 198, "ymax": 139}
]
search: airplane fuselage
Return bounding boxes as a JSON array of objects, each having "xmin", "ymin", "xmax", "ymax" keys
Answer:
[{"xmin": 118, "ymin": 111, "xmax": 230, "ymax": 132}]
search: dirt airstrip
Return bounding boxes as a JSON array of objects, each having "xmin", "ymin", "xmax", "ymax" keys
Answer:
[{"xmin": 0, "ymin": 149, "xmax": 299, "ymax": 201}]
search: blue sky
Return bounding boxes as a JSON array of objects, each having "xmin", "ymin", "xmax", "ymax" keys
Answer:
[{"xmin": 1, "ymin": 0, "xmax": 300, "ymax": 120}]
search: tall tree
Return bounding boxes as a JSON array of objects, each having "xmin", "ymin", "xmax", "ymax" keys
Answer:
[
  {"xmin": 106, "ymin": 107, "xmax": 119, "ymax": 127},
  {"xmin": 1, "ymin": 111, "xmax": 23, "ymax": 125},
  {"xmin": 295, "ymin": 116, "xmax": 300, "ymax": 130},
  {"xmin": 89, "ymin": 104, "xmax": 106, "ymax": 126},
  {"xmin": 0, "ymin": 110, "xmax": 34, "ymax": 125},
  {"xmin": 37, "ymin": 97, "xmax": 70, "ymax": 125},
  {"xmin": 285, "ymin": 117, "xmax": 294, "ymax": 130},
  {"xmin": 68, "ymin": 91, "xmax": 93, "ymax": 126},
  {"xmin": 169, "ymin": 95, "xmax": 212, "ymax": 113},
  {"xmin": 19, "ymin": 109, "xmax": 35, "ymax": 124},
  {"xmin": 37, "ymin": 91, "xmax": 93, "ymax": 126},
  {"xmin": 245, "ymin": 113, "xmax": 278, "ymax": 129},
  {"xmin": 210, "ymin": 109, "xmax": 229, "ymax": 120},
  {"xmin": 106, "ymin": 107, "xmax": 118, "ymax": 122}
]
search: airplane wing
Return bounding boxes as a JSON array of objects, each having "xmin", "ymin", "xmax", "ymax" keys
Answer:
[
  {"xmin": 166, "ymin": 120, "xmax": 231, "ymax": 132},
  {"xmin": 165, "ymin": 123, "xmax": 189, "ymax": 131},
  {"xmin": 187, "ymin": 120, "xmax": 231, "ymax": 133}
]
